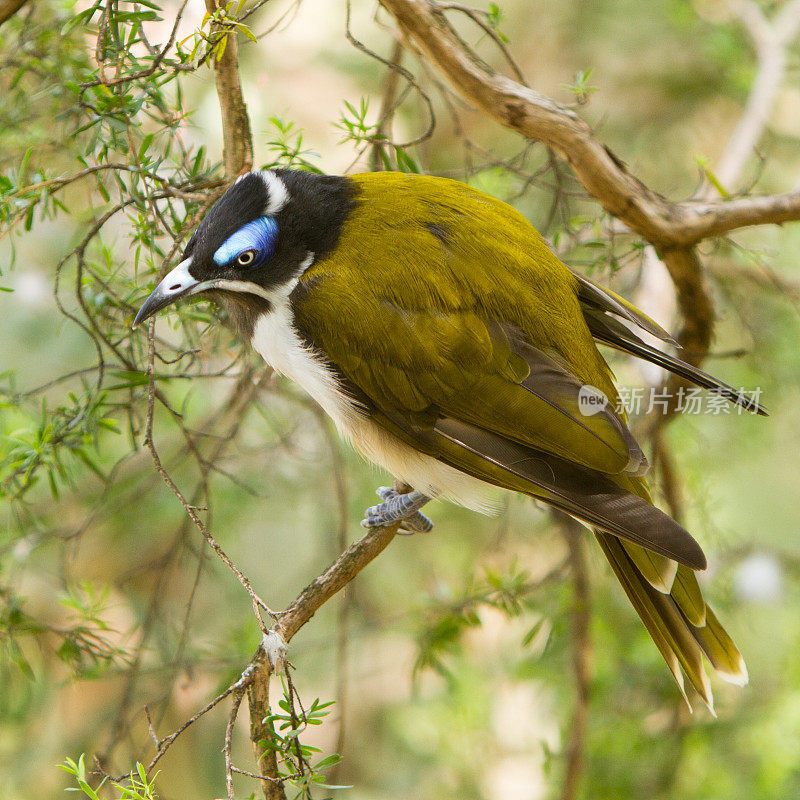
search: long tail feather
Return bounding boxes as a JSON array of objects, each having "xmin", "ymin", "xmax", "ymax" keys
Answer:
[
  {"xmin": 690, "ymin": 606, "xmax": 749, "ymax": 686},
  {"xmin": 596, "ymin": 532, "xmax": 714, "ymax": 710},
  {"xmin": 672, "ymin": 565, "xmax": 706, "ymax": 627},
  {"xmin": 596, "ymin": 532, "xmax": 747, "ymax": 708},
  {"xmin": 622, "ymin": 541, "xmax": 678, "ymax": 593}
]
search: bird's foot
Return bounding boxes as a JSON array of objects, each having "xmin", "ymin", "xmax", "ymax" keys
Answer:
[{"xmin": 361, "ymin": 486, "xmax": 433, "ymax": 535}]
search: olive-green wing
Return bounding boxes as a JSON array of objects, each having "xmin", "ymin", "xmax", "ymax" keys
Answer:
[
  {"xmin": 293, "ymin": 284, "xmax": 641, "ymax": 476},
  {"xmin": 291, "ymin": 279, "xmax": 711, "ymax": 569}
]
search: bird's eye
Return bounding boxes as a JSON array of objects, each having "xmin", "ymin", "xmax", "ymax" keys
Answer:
[{"xmin": 236, "ymin": 250, "xmax": 256, "ymax": 267}]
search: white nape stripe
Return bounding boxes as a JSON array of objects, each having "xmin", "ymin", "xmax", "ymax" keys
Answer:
[
  {"xmin": 250, "ymin": 264, "xmax": 500, "ymax": 514},
  {"xmin": 295, "ymin": 251, "xmax": 314, "ymax": 275},
  {"xmin": 259, "ymin": 171, "xmax": 289, "ymax": 215}
]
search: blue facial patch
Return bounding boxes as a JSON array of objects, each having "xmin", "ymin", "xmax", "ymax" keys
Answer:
[{"xmin": 212, "ymin": 216, "xmax": 279, "ymax": 268}]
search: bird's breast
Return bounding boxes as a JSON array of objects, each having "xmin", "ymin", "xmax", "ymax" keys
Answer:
[
  {"xmin": 250, "ymin": 308, "xmax": 499, "ymax": 513},
  {"xmin": 250, "ymin": 306, "xmax": 359, "ymax": 429}
]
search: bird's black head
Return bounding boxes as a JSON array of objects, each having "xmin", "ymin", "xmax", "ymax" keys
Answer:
[{"xmin": 133, "ymin": 169, "xmax": 354, "ymax": 334}]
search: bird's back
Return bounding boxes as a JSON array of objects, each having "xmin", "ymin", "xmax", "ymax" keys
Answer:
[{"xmin": 342, "ymin": 172, "xmax": 621, "ymax": 401}]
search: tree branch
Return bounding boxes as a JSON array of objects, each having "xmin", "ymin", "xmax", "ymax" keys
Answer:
[
  {"xmin": 278, "ymin": 520, "xmax": 399, "ymax": 641},
  {"xmin": 247, "ymin": 660, "xmax": 287, "ymax": 800},
  {"xmin": 559, "ymin": 513, "xmax": 592, "ymax": 800},
  {"xmin": 677, "ymin": 191, "xmax": 800, "ymax": 241},
  {"xmin": 0, "ymin": 0, "xmax": 28, "ymax": 27},
  {"xmin": 657, "ymin": 246, "xmax": 713, "ymax": 365},
  {"xmin": 205, "ymin": 0, "xmax": 254, "ymax": 179},
  {"xmin": 378, "ymin": 0, "xmax": 800, "ymax": 246}
]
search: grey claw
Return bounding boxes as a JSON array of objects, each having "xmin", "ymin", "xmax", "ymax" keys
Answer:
[{"xmin": 400, "ymin": 511, "xmax": 434, "ymax": 533}]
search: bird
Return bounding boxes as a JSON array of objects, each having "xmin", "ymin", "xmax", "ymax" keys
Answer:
[{"xmin": 134, "ymin": 169, "xmax": 764, "ymax": 710}]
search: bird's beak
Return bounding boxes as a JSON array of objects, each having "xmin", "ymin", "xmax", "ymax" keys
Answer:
[{"xmin": 132, "ymin": 258, "xmax": 201, "ymax": 328}]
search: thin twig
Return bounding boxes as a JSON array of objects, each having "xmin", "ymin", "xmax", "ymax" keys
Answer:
[{"xmin": 142, "ymin": 324, "xmax": 278, "ymax": 627}]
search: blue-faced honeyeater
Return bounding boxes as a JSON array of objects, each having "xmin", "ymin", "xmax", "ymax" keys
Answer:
[{"xmin": 135, "ymin": 170, "xmax": 764, "ymax": 709}]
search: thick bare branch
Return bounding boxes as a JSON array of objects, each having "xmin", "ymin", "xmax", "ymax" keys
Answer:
[
  {"xmin": 247, "ymin": 662, "xmax": 287, "ymax": 800},
  {"xmin": 379, "ymin": 0, "xmax": 676, "ymax": 241},
  {"xmin": 0, "ymin": 0, "xmax": 28, "ymax": 26},
  {"xmin": 657, "ymin": 247, "xmax": 713, "ymax": 365},
  {"xmin": 378, "ymin": 0, "xmax": 800, "ymax": 246}
]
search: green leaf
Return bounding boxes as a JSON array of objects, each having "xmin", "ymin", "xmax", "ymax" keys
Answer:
[
  {"xmin": 7, "ymin": 638, "xmax": 35, "ymax": 680},
  {"xmin": 138, "ymin": 133, "xmax": 155, "ymax": 161},
  {"xmin": 19, "ymin": 147, "xmax": 34, "ymax": 178},
  {"xmin": 77, "ymin": 779, "xmax": 100, "ymax": 800},
  {"xmin": 313, "ymin": 754, "xmax": 342, "ymax": 769},
  {"xmin": 394, "ymin": 146, "xmax": 421, "ymax": 174},
  {"xmin": 74, "ymin": 449, "xmax": 107, "ymax": 482},
  {"xmin": 235, "ymin": 22, "xmax": 257, "ymax": 42}
]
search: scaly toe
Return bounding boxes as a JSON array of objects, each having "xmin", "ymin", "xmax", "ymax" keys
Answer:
[
  {"xmin": 360, "ymin": 487, "xmax": 432, "ymax": 533},
  {"xmin": 398, "ymin": 511, "xmax": 433, "ymax": 534}
]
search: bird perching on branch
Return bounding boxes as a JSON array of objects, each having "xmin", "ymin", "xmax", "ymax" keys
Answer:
[{"xmin": 135, "ymin": 170, "xmax": 763, "ymax": 710}]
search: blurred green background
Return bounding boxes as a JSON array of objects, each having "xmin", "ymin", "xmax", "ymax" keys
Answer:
[{"xmin": 1, "ymin": 1, "xmax": 800, "ymax": 799}]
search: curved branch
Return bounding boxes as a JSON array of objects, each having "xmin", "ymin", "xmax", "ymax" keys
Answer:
[
  {"xmin": 378, "ymin": 0, "xmax": 800, "ymax": 246},
  {"xmin": 0, "ymin": 0, "xmax": 28, "ymax": 27},
  {"xmin": 379, "ymin": 0, "xmax": 677, "ymax": 241}
]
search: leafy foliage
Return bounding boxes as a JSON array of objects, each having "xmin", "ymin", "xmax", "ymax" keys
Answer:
[
  {"xmin": 60, "ymin": 755, "xmax": 159, "ymax": 800},
  {"xmin": 260, "ymin": 677, "xmax": 346, "ymax": 799},
  {"xmin": 0, "ymin": 0, "xmax": 799, "ymax": 799}
]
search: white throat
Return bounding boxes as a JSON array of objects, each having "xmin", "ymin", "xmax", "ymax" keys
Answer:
[{"xmin": 250, "ymin": 286, "xmax": 361, "ymax": 432}]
